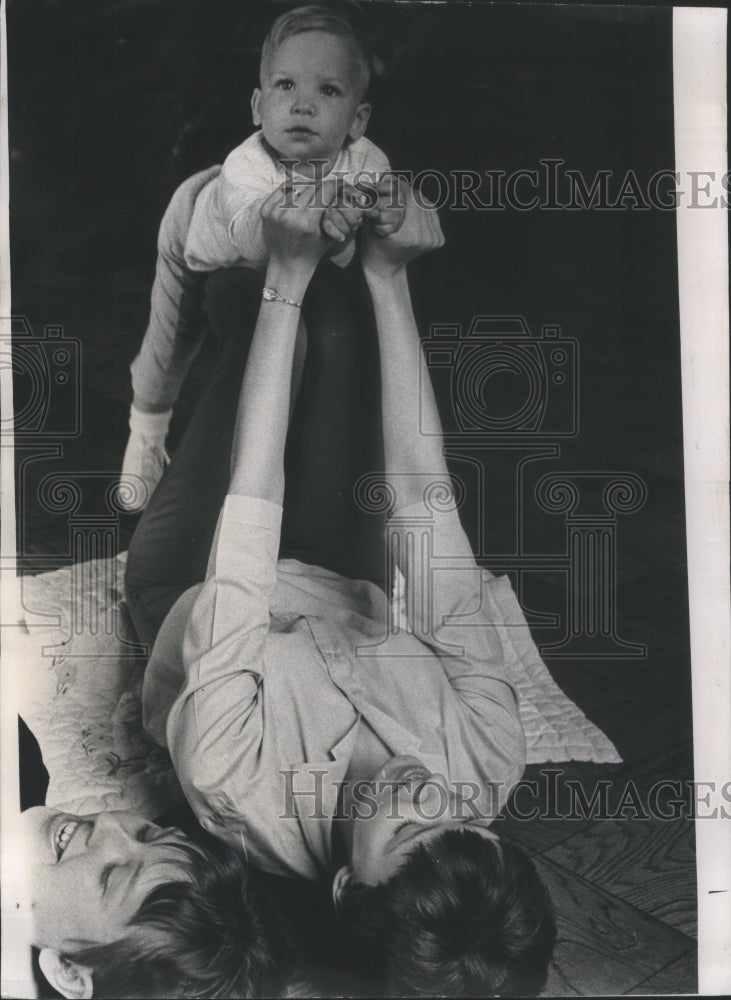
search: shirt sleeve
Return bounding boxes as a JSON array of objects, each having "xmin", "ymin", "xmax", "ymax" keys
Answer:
[
  {"xmin": 166, "ymin": 494, "xmax": 283, "ymax": 811},
  {"xmin": 388, "ymin": 498, "xmax": 522, "ymax": 734},
  {"xmin": 351, "ymin": 136, "xmax": 391, "ymax": 177},
  {"xmin": 218, "ymin": 141, "xmax": 276, "ymax": 266}
]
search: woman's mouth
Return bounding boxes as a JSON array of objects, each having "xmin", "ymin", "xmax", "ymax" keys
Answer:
[{"xmin": 53, "ymin": 816, "xmax": 81, "ymax": 860}]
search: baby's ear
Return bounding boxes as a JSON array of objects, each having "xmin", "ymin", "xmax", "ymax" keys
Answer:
[
  {"xmin": 251, "ymin": 89, "xmax": 263, "ymax": 126},
  {"xmin": 347, "ymin": 102, "xmax": 371, "ymax": 143},
  {"xmin": 38, "ymin": 950, "xmax": 94, "ymax": 1000}
]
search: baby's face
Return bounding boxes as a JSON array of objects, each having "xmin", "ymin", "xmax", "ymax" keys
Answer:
[{"xmin": 253, "ymin": 31, "xmax": 370, "ymax": 174}]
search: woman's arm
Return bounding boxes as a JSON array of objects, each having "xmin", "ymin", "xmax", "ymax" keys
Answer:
[
  {"xmin": 360, "ymin": 189, "xmax": 514, "ymax": 722},
  {"xmin": 167, "ymin": 180, "xmax": 354, "ymax": 813},
  {"xmin": 228, "ymin": 182, "xmax": 338, "ymax": 504},
  {"xmin": 360, "ymin": 183, "xmax": 447, "ymax": 508}
]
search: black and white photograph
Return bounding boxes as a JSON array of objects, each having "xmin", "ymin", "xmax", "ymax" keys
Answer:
[{"xmin": 1, "ymin": 1, "xmax": 728, "ymax": 997}]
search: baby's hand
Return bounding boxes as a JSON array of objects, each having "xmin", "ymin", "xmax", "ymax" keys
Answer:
[
  {"xmin": 363, "ymin": 176, "xmax": 406, "ymax": 236},
  {"xmin": 321, "ymin": 184, "xmax": 364, "ymax": 244},
  {"xmin": 321, "ymin": 206, "xmax": 362, "ymax": 243}
]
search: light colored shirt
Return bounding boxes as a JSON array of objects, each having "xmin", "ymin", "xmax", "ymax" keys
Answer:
[
  {"xmin": 143, "ymin": 494, "xmax": 526, "ymax": 881},
  {"xmin": 183, "ymin": 131, "xmax": 390, "ymax": 273}
]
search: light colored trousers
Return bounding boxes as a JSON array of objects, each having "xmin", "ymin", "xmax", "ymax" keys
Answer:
[{"xmin": 130, "ymin": 165, "xmax": 222, "ymax": 409}]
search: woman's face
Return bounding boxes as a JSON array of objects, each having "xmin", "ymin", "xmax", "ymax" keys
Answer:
[
  {"xmin": 348, "ymin": 756, "xmax": 500, "ymax": 885},
  {"xmin": 21, "ymin": 807, "xmax": 195, "ymax": 952}
]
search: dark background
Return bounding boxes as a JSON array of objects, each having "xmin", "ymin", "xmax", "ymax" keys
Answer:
[
  {"xmin": 8, "ymin": 0, "xmax": 683, "ymax": 554},
  {"xmin": 8, "ymin": 1, "xmax": 696, "ymax": 993}
]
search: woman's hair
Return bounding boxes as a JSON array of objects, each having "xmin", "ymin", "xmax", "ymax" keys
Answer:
[
  {"xmin": 338, "ymin": 829, "xmax": 556, "ymax": 997},
  {"xmin": 61, "ymin": 831, "xmax": 288, "ymax": 999},
  {"xmin": 260, "ymin": 3, "xmax": 372, "ymax": 99}
]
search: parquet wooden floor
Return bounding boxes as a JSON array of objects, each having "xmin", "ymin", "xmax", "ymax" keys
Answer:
[
  {"xmin": 628, "ymin": 950, "xmax": 698, "ymax": 995},
  {"xmin": 536, "ymin": 854, "xmax": 695, "ymax": 996},
  {"xmin": 529, "ymin": 499, "xmax": 698, "ymax": 993}
]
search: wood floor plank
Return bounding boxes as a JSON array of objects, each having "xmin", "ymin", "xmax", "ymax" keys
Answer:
[
  {"xmin": 498, "ymin": 740, "xmax": 693, "ymax": 860},
  {"xmin": 496, "ymin": 762, "xmax": 613, "ymax": 852},
  {"xmin": 545, "ymin": 815, "xmax": 697, "ymax": 938},
  {"xmin": 534, "ymin": 855, "xmax": 695, "ymax": 996},
  {"xmin": 626, "ymin": 948, "xmax": 698, "ymax": 994}
]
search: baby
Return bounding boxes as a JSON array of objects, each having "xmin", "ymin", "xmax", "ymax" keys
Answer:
[{"xmin": 121, "ymin": 3, "xmax": 401, "ymax": 509}]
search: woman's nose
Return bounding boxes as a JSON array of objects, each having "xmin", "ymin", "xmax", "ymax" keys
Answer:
[{"xmin": 88, "ymin": 811, "xmax": 137, "ymax": 851}]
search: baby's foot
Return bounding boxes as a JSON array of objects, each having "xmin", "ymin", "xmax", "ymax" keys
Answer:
[{"xmin": 118, "ymin": 406, "xmax": 171, "ymax": 512}]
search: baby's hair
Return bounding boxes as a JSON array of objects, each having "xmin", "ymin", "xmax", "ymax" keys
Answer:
[{"xmin": 260, "ymin": 3, "xmax": 371, "ymax": 99}]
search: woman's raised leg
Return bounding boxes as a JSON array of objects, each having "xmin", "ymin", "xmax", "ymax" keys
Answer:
[
  {"xmin": 125, "ymin": 268, "xmax": 266, "ymax": 647},
  {"xmin": 281, "ymin": 262, "xmax": 386, "ymax": 586}
]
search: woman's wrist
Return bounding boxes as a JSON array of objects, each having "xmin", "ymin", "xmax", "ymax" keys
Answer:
[
  {"xmin": 265, "ymin": 256, "xmax": 317, "ymax": 303},
  {"xmin": 363, "ymin": 264, "xmax": 409, "ymax": 296}
]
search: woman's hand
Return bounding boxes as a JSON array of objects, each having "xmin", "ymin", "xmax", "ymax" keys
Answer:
[
  {"xmin": 261, "ymin": 179, "xmax": 344, "ymax": 290},
  {"xmin": 231, "ymin": 177, "xmax": 344, "ymax": 504},
  {"xmin": 360, "ymin": 180, "xmax": 445, "ymax": 281}
]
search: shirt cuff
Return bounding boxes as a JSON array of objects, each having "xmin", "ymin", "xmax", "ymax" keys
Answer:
[
  {"xmin": 389, "ymin": 498, "xmax": 458, "ymax": 519},
  {"xmin": 388, "ymin": 496, "xmax": 475, "ymax": 564},
  {"xmin": 222, "ymin": 493, "xmax": 283, "ymax": 529}
]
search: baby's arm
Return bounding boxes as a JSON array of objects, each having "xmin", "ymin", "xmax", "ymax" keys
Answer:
[
  {"xmin": 223, "ymin": 190, "xmax": 272, "ymax": 267},
  {"xmin": 218, "ymin": 144, "xmax": 281, "ymax": 267},
  {"xmin": 220, "ymin": 151, "xmax": 365, "ymax": 263}
]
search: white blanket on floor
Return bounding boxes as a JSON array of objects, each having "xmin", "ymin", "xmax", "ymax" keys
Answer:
[{"xmin": 12, "ymin": 554, "xmax": 620, "ymax": 819}]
